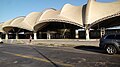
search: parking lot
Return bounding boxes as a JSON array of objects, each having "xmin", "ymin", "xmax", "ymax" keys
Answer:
[{"xmin": 0, "ymin": 44, "xmax": 120, "ymax": 67}]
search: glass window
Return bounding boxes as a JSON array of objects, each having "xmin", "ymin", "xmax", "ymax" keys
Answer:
[
  {"xmin": 115, "ymin": 35, "xmax": 120, "ymax": 39},
  {"xmin": 106, "ymin": 35, "xmax": 115, "ymax": 39}
]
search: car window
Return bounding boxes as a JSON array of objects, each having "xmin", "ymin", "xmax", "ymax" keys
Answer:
[
  {"xmin": 115, "ymin": 35, "xmax": 120, "ymax": 40},
  {"xmin": 105, "ymin": 35, "xmax": 115, "ymax": 39}
]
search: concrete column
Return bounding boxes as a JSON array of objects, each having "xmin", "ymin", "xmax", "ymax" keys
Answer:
[
  {"xmin": 5, "ymin": 33, "xmax": 8, "ymax": 40},
  {"xmin": 47, "ymin": 31, "xmax": 51, "ymax": 39},
  {"xmin": 86, "ymin": 29, "xmax": 90, "ymax": 40},
  {"xmin": 39, "ymin": 32, "xmax": 42, "ymax": 39},
  {"xmin": 34, "ymin": 32, "xmax": 37, "ymax": 40},
  {"xmin": 16, "ymin": 33, "xmax": 18, "ymax": 39},
  {"xmin": 75, "ymin": 30, "xmax": 79, "ymax": 39}
]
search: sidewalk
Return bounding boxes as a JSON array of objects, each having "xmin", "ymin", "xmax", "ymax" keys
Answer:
[{"xmin": 2, "ymin": 39, "xmax": 100, "ymax": 47}]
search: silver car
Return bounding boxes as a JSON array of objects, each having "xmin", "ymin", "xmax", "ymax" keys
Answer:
[{"xmin": 99, "ymin": 34, "xmax": 120, "ymax": 55}]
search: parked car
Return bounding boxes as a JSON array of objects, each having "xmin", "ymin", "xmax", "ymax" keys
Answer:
[{"xmin": 99, "ymin": 34, "xmax": 120, "ymax": 54}]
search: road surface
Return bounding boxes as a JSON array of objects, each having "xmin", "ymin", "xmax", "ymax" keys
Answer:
[{"xmin": 0, "ymin": 44, "xmax": 119, "ymax": 67}]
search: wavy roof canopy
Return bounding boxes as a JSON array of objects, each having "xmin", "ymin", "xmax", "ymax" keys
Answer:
[
  {"xmin": 2, "ymin": 17, "xmax": 25, "ymax": 32},
  {"xmin": 85, "ymin": 0, "xmax": 120, "ymax": 25},
  {"xmin": 38, "ymin": 8, "xmax": 60, "ymax": 21},
  {"xmin": 2, "ymin": 12, "xmax": 42, "ymax": 32},
  {"xmin": 0, "ymin": 23, "xmax": 4, "ymax": 33},
  {"xmin": 34, "ymin": 9, "xmax": 61, "ymax": 31},
  {"xmin": 34, "ymin": 4, "xmax": 84, "ymax": 31},
  {"xmin": 1, "ymin": 0, "xmax": 120, "ymax": 33},
  {"xmin": 60, "ymin": 4, "xmax": 83, "ymax": 26},
  {"xmin": 2, "ymin": 19, "xmax": 15, "ymax": 32},
  {"xmin": 22, "ymin": 12, "xmax": 42, "ymax": 31}
]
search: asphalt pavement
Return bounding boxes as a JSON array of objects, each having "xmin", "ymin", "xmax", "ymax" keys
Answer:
[{"xmin": 0, "ymin": 44, "xmax": 120, "ymax": 67}]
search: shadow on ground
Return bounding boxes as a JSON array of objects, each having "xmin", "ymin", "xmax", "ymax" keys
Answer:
[{"xmin": 74, "ymin": 46, "xmax": 105, "ymax": 54}]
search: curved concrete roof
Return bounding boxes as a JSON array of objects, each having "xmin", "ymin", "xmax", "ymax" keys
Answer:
[
  {"xmin": 2, "ymin": 19, "xmax": 15, "ymax": 32},
  {"xmin": 38, "ymin": 9, "xmax": 60, "ymax": 21},
  {"xmin": 60, "ymin": 4, "xmax": 83, "ymax": 26},
  {"xmin": 34, "ymin": 4, "xmax": 84, "ymax": 31},
  {"xmin": 85, "ymin": 0, "xmax": 120, "ymax": 27},
  {"xmin": 22, "ymin": 12, "xmax": 42, "ymax": 31},
  {"xmin": 1, "ymin": 0, "xmax": 120, "ymax": 33},
  {"xmin": 2, "ymin": 12, "xmax": 42, "ymax": 32},
  {"xmin": 34, "ymin": 9, "xmax": 61, "ymax": 31},
  {"xmin": 2, "ymin": 17, "xmax": 25, "ymax": 32},
  {"xmin": 0, "ymin": 23, "xmax": 4, "ymax": 33}
]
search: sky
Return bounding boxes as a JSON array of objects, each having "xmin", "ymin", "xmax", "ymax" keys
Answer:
[{"xmin": 0, "ymin": 0, "xmax": 117, "ymax": 23}]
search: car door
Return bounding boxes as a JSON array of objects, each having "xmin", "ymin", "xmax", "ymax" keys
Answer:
[{"xmin": 115, "ymin": 35, "xmax": 120, "ymax": 45}]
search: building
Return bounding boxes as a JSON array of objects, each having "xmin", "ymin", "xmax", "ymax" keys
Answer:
[{"xmin": 0, "ymin": 0, "xmax": 120, "ymax": 40}]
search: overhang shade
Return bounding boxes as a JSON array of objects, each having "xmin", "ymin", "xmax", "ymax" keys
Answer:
[
  {"xmin": 22, "ymin": 12, "xmax": 42, "ymax": 31},
  {"xmin": 60, "ymin": 4, "xmax": 83, "ymax": 26},
  {"xmin": 2, "ymin": 19, "xmax": 15, "ymax": 32},
  {"xmin": 34, "ymin": 4, "xmax": 84, "ymax": 31},
  {"xmin": 85, "ymin": 0, "xmax": 120, "ymax": 27},
  {"xmin": 1, "ymin": 0, "xmax": 120, "ymax": 33},
  {"xmin": 2, "ymin": 17, "xmax": 25, "ymax": 32},
  {"xmin": 0, "ymin": 23, "xmax": 4, "ymax": 33}
]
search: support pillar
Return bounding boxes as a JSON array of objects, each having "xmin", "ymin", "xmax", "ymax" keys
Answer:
[
  {"xmin": 16, "ymin": 33, "xmax": 18, "ymax": 39},
  {"xmin": 75, "ymin": 30, "xmax": 79, "ymax": 39},
  {"xmin": 86, "ymin": 29, "xmax": 90, "ymax": 40},
  {"xmin": 39, "ymin": 32, "xmax": 42, "ymax": 39},
  {"xmin": 34, "ymin": 32, "xmax": 37, "ymax": 40},
  {"xmin": 47, "ymin": 31, "xmax": 51, "ymax": 39},
  {"xmin": 5, "ymin": 33, "xmax": 8, "ymax": 43},
  {"xmin": 5, "ymin": 33, "xmax": 8, "ymax": 40}
]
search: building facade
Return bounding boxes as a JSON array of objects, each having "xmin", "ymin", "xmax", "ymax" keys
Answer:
[{"xmin": 0, "ymin": 0, "xmax": 120, "ymax": 40}]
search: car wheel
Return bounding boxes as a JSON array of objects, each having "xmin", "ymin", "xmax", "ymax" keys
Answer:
[{"xmin": 106, "ymin": 45, "xmax": 117, "ymax": 55}]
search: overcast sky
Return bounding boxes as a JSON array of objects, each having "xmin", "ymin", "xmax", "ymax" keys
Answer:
[{"xmin": 0, "ymin": 0, "xmax": 117, "ymax": 23}]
